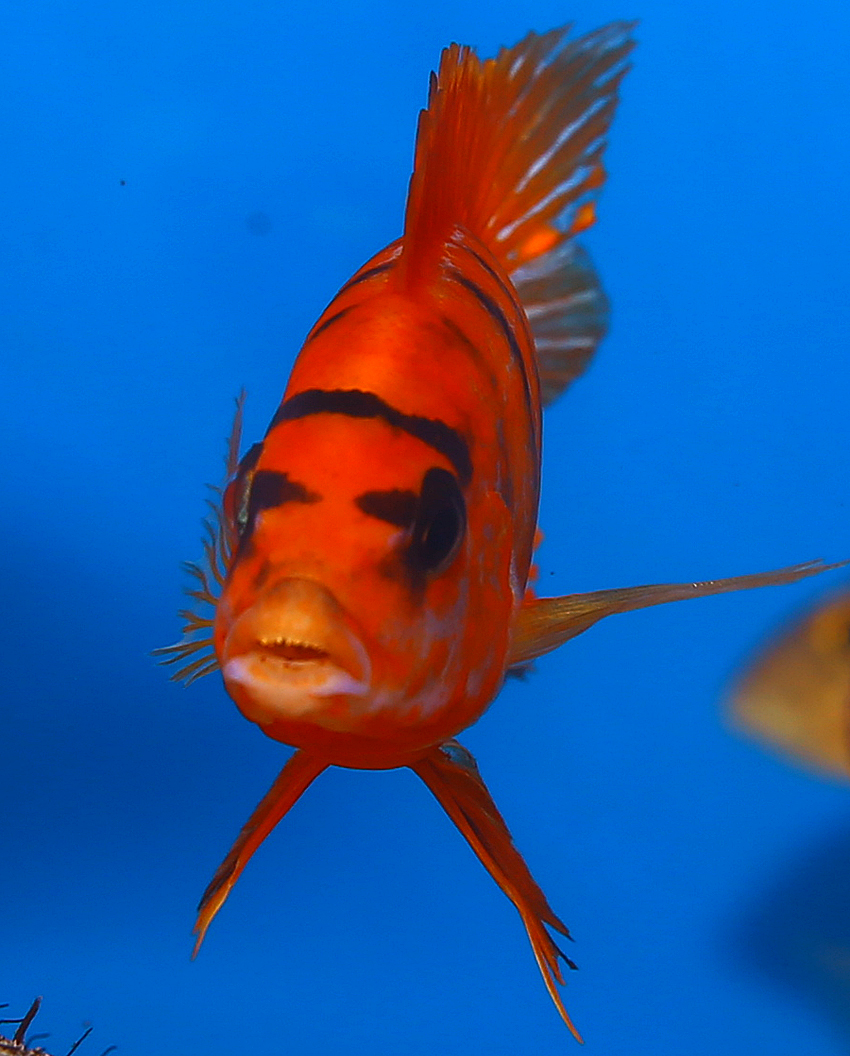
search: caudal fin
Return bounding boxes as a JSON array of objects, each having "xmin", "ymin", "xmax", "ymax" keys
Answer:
[{"xmin": 403, "ymin": 24, "xmax": 635, "ymax": 403}]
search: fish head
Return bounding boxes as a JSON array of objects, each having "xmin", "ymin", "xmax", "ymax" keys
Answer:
[{"xmin": 213, "ymin": 412, "xmax": 515, "ymax": 758}]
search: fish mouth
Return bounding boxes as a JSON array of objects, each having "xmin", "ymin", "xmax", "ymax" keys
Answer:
[
  {"xmin": 220, "ymin": 578, "xmax": 372, "ymax": 721},
  {"xmin": 259, "ymin": 639, "xmax": 330, "ymax": 663}
]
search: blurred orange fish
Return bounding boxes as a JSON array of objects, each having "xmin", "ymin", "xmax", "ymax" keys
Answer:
[
  {"xmin": 158, "ymin": 24, "xmax": 834, "ymax": 1038},
  {"xmin": 729, "ymin": 588, "xmax": 850, "ymax": 780}
]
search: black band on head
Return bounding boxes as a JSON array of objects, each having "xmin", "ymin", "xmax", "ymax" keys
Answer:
[{"xmin": 269, "ymin": 389, "xmax": 472, "ymax": 487}]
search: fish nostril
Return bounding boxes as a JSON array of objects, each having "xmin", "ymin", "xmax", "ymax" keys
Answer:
[{"xmin": 258, "ymin": 638, "xmax": 330, "ymax": 662}]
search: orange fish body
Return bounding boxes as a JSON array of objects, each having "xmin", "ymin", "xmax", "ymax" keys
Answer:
[
  {"xmin": 216, "ymin": 241, "xmax": 538, "ymax": 767},
  {"xmin": 159, "ymin": 24, "xmax": 834, "ymax": 1040}
]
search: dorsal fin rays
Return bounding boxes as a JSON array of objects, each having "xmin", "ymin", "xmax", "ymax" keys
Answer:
[{"xmin": 400, "ymin": 23, "xmax": 635, "ymax": 401}]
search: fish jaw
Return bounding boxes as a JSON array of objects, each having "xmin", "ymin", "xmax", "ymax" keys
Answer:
[{"xmin": 219, "ymin": 577, "xmax": 373, "ymax": 729}]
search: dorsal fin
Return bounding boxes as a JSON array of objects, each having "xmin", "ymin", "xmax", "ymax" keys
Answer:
[{"xmin": 401, "ymin": 23, "xmax": 635, "ymax": 402}]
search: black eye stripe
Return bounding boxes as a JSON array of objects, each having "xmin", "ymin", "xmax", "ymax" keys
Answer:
[
  {"xmin": 356, "ymin": 489, "xmax": 418, "ymax": 528},
  {"xmin": 247, "ymin": 470, "xmax": 321, "ymax": 520}
]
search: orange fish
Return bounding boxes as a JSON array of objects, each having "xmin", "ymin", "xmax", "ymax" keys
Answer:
[
  {"xmin": 157, "ymin": 24, "xmax": 835, "ymax": 1039},
  {"xmin": 729, "ymin": 588, "xmax": 850, "ymax": 780}
]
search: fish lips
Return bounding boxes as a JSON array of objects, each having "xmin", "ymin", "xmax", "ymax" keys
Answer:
[{"xmin": 220, "ymin": 577, "xmax": 372, "ymax": 723}]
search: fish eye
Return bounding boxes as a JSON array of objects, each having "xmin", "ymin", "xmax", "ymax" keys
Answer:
[
  {"xmin": 223, "ymin": 442, "xmax": 263, "ymax": 537},
  {"xmin": 406, "ymin": 467, "xmax": 466, "ymax": 575}
]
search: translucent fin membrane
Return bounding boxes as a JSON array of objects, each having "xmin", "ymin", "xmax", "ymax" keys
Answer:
[
  {"xmin": 512, "ymin": 240, "xmax": 608, "ymax": 405},
  {"xmin": 152, "ymin": 394, "xmax": 245, "ymax": 683}
]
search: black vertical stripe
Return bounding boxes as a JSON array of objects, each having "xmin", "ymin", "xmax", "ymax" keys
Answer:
[
  {"xmin": 305, "ymin": 306, "xmax": 353, "ymax": 343},
  {"xmin": 448, "ymin": 268, "xmax": 537, "ymax": 448},
  {"xmin": 465, "ymin": 245, "xmax": 521, "ymax": 308},
  {"xmin": 334, "ymin": 259, "xmax": 396, "ymax": 299}
]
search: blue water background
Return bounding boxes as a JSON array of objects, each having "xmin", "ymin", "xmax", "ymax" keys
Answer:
[{"xmin": 3, "ymin": 1, "xmax": 850, "ymax": 1052}]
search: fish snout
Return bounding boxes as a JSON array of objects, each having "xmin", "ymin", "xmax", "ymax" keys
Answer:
[{"xmin": 220, "ymin": 577, "xmax": 372, "ymax": 722}]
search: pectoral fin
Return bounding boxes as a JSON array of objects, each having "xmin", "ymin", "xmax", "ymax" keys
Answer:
[
  {"xmin": 509, "ymin": 559, "xmax": 844, "ymax": 667},
  {"xmin": 193, "ymin": 749, "xmax": 327, "ymax": 955},
  {"xmin": 412, "ymin": 741, "xmax": 582, "ymax": 1042}
]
